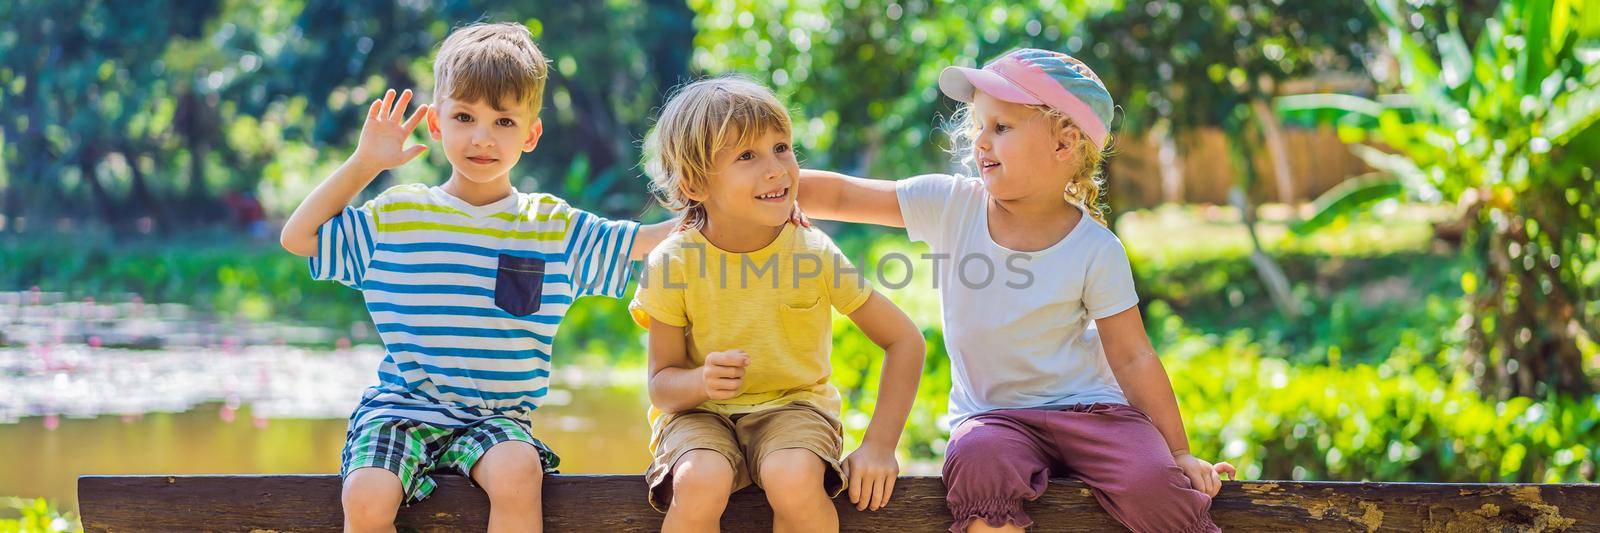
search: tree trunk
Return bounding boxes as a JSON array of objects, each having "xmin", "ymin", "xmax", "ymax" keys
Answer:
[
  {"xmin": 122, "ymin": 145, "xmax": 171, "ymax": 234},
  {"xmin": 552, "ymin": 76, "xmax": 621, "ymax": 187},
  {"xmin": 645, "ymin": 0, "xmax": 695, "ymax": 92},
  {"xmin": 1, "ymin": 177, "xmax": 16, "ymax": 233},
  {"xmin": 175, "ymin": 87, "xmax": 220, "ymax": 223},
  {"xmin": 1251, "ymin": 99, "xmax": 1296, "ymax": 205},
  {"xmin": 1153, "ymin": 119, "xmax": 1184, "ymax": 204},
  {"xmin": 1223, "ymin": 112, "xmax": 1302, "ymax": 319},
  {"xmin": 78, "ymin": 145, "xmax": 119, "ymax": 225}
]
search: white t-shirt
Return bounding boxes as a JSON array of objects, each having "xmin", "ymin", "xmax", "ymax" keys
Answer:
[{"xmin": 896, "ymin": 174, "xmax": 1139, "ymax": 427}]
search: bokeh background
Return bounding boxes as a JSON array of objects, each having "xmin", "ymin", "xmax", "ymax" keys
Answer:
[{"xmin": 2, "ymin": 1, "xmax": 1598, "ymax": 530}]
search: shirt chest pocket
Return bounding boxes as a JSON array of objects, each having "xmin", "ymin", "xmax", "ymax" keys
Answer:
[
  {"xmin": 778, "ymin": 292, "xmax": 830, "ymax": 355},
  {"xmin": 495, "ymin": 254, "xmax": 546, "ymax": 317}
]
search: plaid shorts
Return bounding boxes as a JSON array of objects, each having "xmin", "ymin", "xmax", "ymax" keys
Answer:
[{"xmin": 340, "ymin": 416, "xmax": 561, "ymax": 503}]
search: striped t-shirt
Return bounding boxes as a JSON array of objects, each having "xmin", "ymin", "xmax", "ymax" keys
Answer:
[{"xmin": 311, "ymin": 183, "xmax": 639, "ymax": 428}]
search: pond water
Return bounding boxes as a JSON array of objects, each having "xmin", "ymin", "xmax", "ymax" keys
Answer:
[
  {"xmin": 0, "ymin": 291, "xmax": 654, "ymax": 517},
  {"xmin": 2, "ymin": 380, "xmax": 654, "ymax": 516}
]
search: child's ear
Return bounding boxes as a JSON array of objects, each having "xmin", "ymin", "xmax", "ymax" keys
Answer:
[
  {"xmin": 522, "ymin": 118, "xmax": 544, "ymax": 152},
  {"xmin": 426, "ymin": 105, "xmax": 443, "ymax": 141},
  {"xmin": 1055, "ymin": 128, "xmax": 1084, "ymax": 161},
  {"xmin": 680, "ymin": 180, "xmax": 708, "ymax": 203}
]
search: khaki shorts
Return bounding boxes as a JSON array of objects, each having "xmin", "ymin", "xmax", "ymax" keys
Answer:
[{"xmin": 645, "ymin": 402, "xmax": 844, "ymax": 512}]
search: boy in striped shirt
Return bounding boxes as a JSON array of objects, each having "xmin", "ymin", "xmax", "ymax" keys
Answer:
[{"xmin": 280, "ymin": 22, "xmax": 676, "ymax": 532}]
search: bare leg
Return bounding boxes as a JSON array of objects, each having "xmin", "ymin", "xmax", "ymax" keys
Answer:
[
  {"xmin": 470, "ymin": 441, "xmax": 544, "ymax": 533},
  {"xmin": 759, "ymin": 449, "xmax": 838, "ymax": 533},
  {"xmin": 660, "ymin": 449, "xmax": 736, "ymax": 533},
  {"xmin": 341, "ymin": 467, "xmax": 403, "ymax": 533}
]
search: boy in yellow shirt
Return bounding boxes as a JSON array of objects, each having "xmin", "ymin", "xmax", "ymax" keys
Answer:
[{"xmin": 629, "ymin": 77, "xmax": 926, "ymax": 532}]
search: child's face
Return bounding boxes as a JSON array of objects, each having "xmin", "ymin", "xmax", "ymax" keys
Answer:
[
  {"xmin": 691, "ymin": 127, "xmax": 799, "ymax": 228},
  {"xmin": 970, "ymin": 92, "xmax": 1080, "ymax": 202},
  {"xmin": 427, "ymin": 96, "xmax": 542, "ymax": 184}
]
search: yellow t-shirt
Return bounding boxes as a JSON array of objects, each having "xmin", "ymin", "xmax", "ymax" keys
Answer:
[{"xmin": 630, "ymin": 223, "xmax": 871, "ymax": 426}]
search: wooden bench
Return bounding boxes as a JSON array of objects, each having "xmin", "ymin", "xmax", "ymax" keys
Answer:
[{"xmin": 78, "ymin": 474, "xmax": 1598, "ymax": 531}]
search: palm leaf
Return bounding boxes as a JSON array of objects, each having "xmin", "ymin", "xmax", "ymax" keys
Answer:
[
  {"xmin": 1437, "ymin": 23, "xmax": 1473, "ymax": 92},
  {"xmin": 1273, "ymin": 93, "xmax": 1386, "ymax": 129},
  {"xmin": 1349, "ymin": 144, "xmax": 1434, "ymax": 194},
  {"xmin": 1291, "ymin": 173, "xmax": 1406, "ymax": 235},
  {"xmin": 1545, "ymin": 80, "xmax": 1600, "ymax": 144},
  {"xmin": 1518, "ymin": 0, "xmax": 1556, "ymax": 95}
]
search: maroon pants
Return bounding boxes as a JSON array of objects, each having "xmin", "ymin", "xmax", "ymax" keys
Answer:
[{"xmin": 941, "ymin": 404, "xmax": 1218, "ymax": 532}]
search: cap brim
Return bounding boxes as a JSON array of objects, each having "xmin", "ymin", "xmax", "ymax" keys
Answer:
[{"xmin": 938, "ymin": 66, "xmax": 1044, "ymax": 106}]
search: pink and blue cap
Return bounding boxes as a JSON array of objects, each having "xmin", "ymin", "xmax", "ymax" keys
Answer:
[{"xmin": 938, "ymin": 48, "xmax": 1114, "ymax": 149}]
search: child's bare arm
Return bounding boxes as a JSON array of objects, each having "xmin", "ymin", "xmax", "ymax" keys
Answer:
[
  {"xmin": 630, "ymin": 220, "xmax": 678, "ymax": 262},
  {"xmin": 796, "ymin": 170, "xmax": 906, "ymax": 227},
  {"xmin": 841, "ymin": 291, "xmax": 925, "ymax": 511},
  {"xmin": 645, "ymin": 318, "xmax": 747, "ymax": 413},
  {"xmin": 280, "ymin": 89, "xmax": 429, "ymax": 256},
  {"xmin": 630, "ymin": 210, "xmax": 809, "ymax": 263},
  {"xmin": 1098, "ymin": 307, "xmax": 1236, "ymax": 496},
  {"xmin": 1098, "ymin": 307, "xmax": 1187, "ymax": 453}
]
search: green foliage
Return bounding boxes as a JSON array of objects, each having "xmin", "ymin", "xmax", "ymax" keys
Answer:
[
  {"xmin": 1155, "ymin": 302, "xmax": 1599, "ymax": 483},
  {"xmin": 1288, "ymin": 174, "xmax": 1407, "ymax": 235},
  {"xmin": 0, "ymin": 497, "xmax": 78, "ymax": 533},
  {"xmin": 1, "ymin": 0, "xmax": 694, "ymax": 231},
  {"xmin": 1072, "ymin": 1, "xmax": 1377, "ymax": 318},
  {"xmin": 0, "ymin": 234, "xmax": 366, "ymax": 331},
  {"xmin": 690, "ymin": 1, "xmax": 1077, "ymax": 179},
  {"xmin": 1138, "ymin": 250, "xmax": 1466, "ymax": 365},
  {"xmin": 690, "ymin": 2, "xmax": 1375, "ymax": 196},
  {"xmin": 1278, "ymin": 0, "xmax": 1600, "ymax": 396},
  {"xmin": 1276, "ymin": 93, "xmax": 1392, "ymax": 130},
  {"xmin": 1077, "ymin": 1, "xmax": 1373, "ymax": 132}
]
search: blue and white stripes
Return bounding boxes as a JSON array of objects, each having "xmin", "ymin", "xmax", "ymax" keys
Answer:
[
  {"xmin": 310, "ymin": 205, "xmax": 378, "ymax": 288},
  {"xmin": 313, "ymin": 184, "xmax": 639, "ymax": 428}
]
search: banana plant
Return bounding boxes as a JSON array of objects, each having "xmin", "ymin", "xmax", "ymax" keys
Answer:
[{"xmin": 1276, "ymin": 0, "xmax": 1600, "ymax": 397}]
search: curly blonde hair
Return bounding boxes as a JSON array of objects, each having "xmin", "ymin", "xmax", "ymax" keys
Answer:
[
  {"xmin": 642, "ymin": 76, "xmax": 793, "ymax": 230},
  {"xmin": 946, "ymin": 103, "xmax": 1113, "ymax": 224}
]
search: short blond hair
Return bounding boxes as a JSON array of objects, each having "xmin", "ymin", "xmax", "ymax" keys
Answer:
[
  {"xmin": 433, "ymin": 22, "xmax": 548, "ymax": 117},
  {"xmin": 643, "ymin": 76, "xmax": 793, "ymax": 229},
  {"xmin": 947, "ymin": 103, "xmax": 1113, "ymax": 224}
]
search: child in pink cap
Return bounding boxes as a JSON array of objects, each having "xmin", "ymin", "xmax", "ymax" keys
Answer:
[{"xmin": 798, "ymin": 48, "xmax": 1234, "ymax": 532}]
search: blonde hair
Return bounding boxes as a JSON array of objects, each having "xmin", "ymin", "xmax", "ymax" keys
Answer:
[
  {"xmin": 643, "ymin": 76, "xmax": 793, "ymax": 230},
  {"xmin": 946, "ymin": 103, "xmax": 1112, "ymax": 225},
  {"xmin": 433, "ymin": 22, "xmax": 548, "ymax": 117}
]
